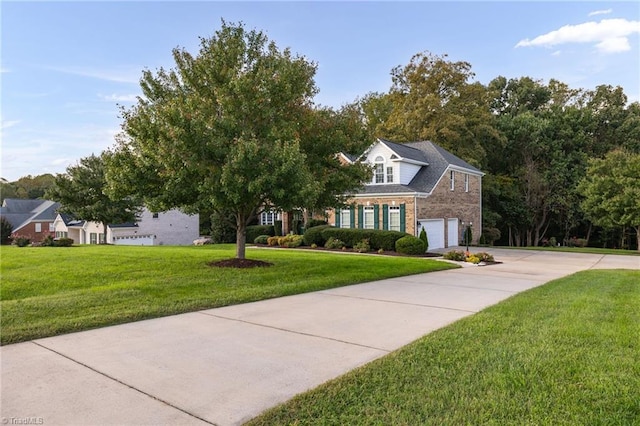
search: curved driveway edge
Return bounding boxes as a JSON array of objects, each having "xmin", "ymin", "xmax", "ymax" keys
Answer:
[{"xmin": 1, "ymin": 249, "xmax": 638, "ymax": 425}]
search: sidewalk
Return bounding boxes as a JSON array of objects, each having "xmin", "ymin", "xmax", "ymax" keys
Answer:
[{"xmin": 1, "ymin": 249, "xmax": 638, "ymax": 425}]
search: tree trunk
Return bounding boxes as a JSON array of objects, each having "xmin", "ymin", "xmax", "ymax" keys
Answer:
[
  {"xmin": 635, "ymin": 226, "xmax": 640, "ymax": 252},
  {"xmin": 236, "ymin": 217, "xmax": 246, "ymax": 260},
  {"xmin": 102, "ymin": 222, "xmax": 108, "ymax": 244}
]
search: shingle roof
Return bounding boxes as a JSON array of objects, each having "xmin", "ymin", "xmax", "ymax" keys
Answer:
[
  {"xmin": 0, "ymin": 199, "xmax": 60, "ymax": 231},
  {"xmin": 378, "ymin": 139, "xmax": 430, "ymax": 164},
  {"xmin": 360, "ymin": 139, "xmax": 483, "ymax": 195}
]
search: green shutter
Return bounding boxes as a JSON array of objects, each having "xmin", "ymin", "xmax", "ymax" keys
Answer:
[
  {"xmin": 350, "ymin": 206, "xmax": 355, "ymax": 229},
  {"xmin": 382, "ymin": 204, "xmax": 389, "ymax": 230},
  {"xmin": 400, "ymin": 203, "xmax": 406, "ymax": 233},
  {"xmin": 335, "ymin": 209, "xmax": 341, "ymax": 228},
  {"xmin": 373, "ymin": 204, "xmax": 380, "ymax": 229},
  {"xmin": 357, "ymin": 205, "xmax": 364, "ymax": 229}
]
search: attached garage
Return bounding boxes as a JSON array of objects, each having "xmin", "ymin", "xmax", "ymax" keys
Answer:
[
  {"xmin": 418, "ymin": 219, "xmax": 445, "ymax": 250},
  {"xmin": 447, "ymin": 218, "xmax": 459, "ymax": 247},
  {"xmin": 113, "ymin": 235, "xmax": 155, "ymax": 246}
]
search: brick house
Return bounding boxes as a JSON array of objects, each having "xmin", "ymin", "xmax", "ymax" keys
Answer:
[
  {"xmin": 0, "ymin": 199, "xmax": 59, "ymax": 242},
  {"xmin": 327, "ymin": 138, "xmax": 484, "ymax": 249}
]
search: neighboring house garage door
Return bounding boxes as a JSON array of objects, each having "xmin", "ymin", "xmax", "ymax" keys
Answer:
[
  {"xmin": 447, "ymin": 218, "xmax": 459, "ymax": 247},
  {"xmin": 113, "ymin": 235, "xmax": 155, "ymax": 246},
  {"xmin": 418, "ymin": 219, "xmax": 445, "ymax": 250}
]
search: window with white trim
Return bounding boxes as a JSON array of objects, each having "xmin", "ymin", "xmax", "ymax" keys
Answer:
[
  {"xmin": 450, "ymin": 171, "xmax": 455, "ymax": 191},
  {"xmin": 386, "ymin": 166, "xmax": 394, "ymax": 183},
  {"xmin": 465, "ymin": 174, "xmax": 469, "ymax": 192},
  {"xmin": 90, "ymin": 233, "xmax": 97, "ymax": 244},
  {"xmin": 363, "ymin": 206, "xmax": 375, "ymax": 229},
  {"xmin": 374, "ymin": 156, "xmax": 385, "ymax": 183},
  {"xmin": 49, "ymin": 223, "xmax": 55, "ymax": 232},
  {"xmin": 260, "ymin": 210, "xmax": 279, "ymax": 225},
  {"xmin": 389, "ymin": 206, "xmax": 401, "ymax": 231},
  {"xmin": 35, "ymin": 223, "xmax": 42, "ymax": 232},
  {"xmin": 340, "ymin": 209, "xmax": 351, "ymax": 228}
]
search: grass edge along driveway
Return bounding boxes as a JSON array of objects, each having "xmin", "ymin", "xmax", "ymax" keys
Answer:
[
  {"xmin": 248, "ymin": 269, "xmax": 640, "ymax": 426},
  {"xmin": 0, "ymin": 244, "xmax": 456, "ymax": 345}
]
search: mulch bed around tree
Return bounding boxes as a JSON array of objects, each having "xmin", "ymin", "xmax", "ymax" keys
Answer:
[{"xmin": 208, "ymin": 258, "xmax": 274, "ymax": 268}]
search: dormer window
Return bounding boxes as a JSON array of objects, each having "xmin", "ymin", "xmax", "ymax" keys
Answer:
[
  {"xmin": 386, "ymin": 166, "xmax": 394, "ymax": 183},
  {"xmin": 374, "ymin": 156, "xmax": 385, "ymax": 183}
]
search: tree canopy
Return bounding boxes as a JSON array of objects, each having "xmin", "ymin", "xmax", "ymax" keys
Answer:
[
  {"xmin": 108, "ymin": 21, "xmax": 371, "ymax": 259},
  {"xmin": 579, "ymin": 149, "xmax": 640, "ymax": 251},
  {"xmin": 46, "ymin": 153, "xmax": 142, "ymax": 243}
]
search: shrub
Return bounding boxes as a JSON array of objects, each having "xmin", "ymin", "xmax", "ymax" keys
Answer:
[
  {"xmin": 482, "ymin": 227, "xmax": 501, "ymax": 246},
  {"xmin": 463, "ymin": 226, "xmax": 473, "ymax": 246},
  {"xmin": 1, "ymin": 217, "xmax": 13, "ymax": 245},
  {"xmin": 209, "ymin": 211, "xmax": 236, "ymax": 243},
  {"xmin": 320, "ymin": 228, "xmax": 407, "ymax": 251},
  {"xmin": 274, "ymin": 220, "xmax": 283, "ymax": 237},
  {"xmin": 325, "ymin": 237, "xmax": 345, "ymax": 250},
  {"xmin": 41, "ymin": 234, "xmax": 56, "ymax": 247},
  {"xmin": 474, "ymin": 252, "xmax": 494, "ymax": 262},
  {"xmin": 291, "ymin": 219, "xmax": 302, "ymax": 235},
  {"xmin": 395, "ymin": 235, "xmax": 426, "ymax": 255},
  {"xmin": 568, "ymin": 237, "xmax": 588, "ymax": 248},
  {"xmin": 267, "ymin": 236, "xmax": 280, "ymax": 246},
  {"xmin": 306, "ymin": 219, "xmax": 328, "ymax": 229},
  {"xmin": 11, "ymin": 234, "xmax": 30, "ymax": 247},
  {"xmin": 353, "ymin": 239, "xmax": 371, "ymax": 253},
  {"xmin": 443, "ymin": 250, "xmax": 466, "ymax": 261},
  {"xmin": 419, "ymin": 228, "xmax": 429, "ymax": 251},
  {"xmin": 303, "ymin": 224, "xmax": 332, "ymax": 247},
  {"xmin": 279, "ymin": 234, "xmax": 303, "ymax": 248},
  {"xmin": 54, "ymin": 238, "xmax": 74, "ymax": 247},
  {"xmin": 253, "ymin": 235, "xmax": 270, "ymax": 245},
  {"xmin": 246, "ymin": 225, "xmax": 275, "ymax": 244},
  {"xmin": 310, "ymin": 243, "xmax": 317, "ymax": 249},
  {"xmin": 466, "ymin": 255, "xmax": 480, "ymax": 264}
]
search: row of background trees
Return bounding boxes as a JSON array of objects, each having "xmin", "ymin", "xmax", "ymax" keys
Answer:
[{"xmin": 3, "ymin": 22, "xmax": 639, "ymax": 253}]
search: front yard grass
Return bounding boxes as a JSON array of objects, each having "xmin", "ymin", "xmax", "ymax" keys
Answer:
[
  {"xmin": 0, "ymin": 244, "xmax": 456, "ymax": 345},
  {"xmin": 248, "ymin": 269, "xmax": 640, "ymax": 425}
]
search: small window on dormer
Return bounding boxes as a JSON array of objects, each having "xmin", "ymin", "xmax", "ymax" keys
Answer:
[
  {"xmin": 374, "ymin": 156, "xmax": 385, "ymax": 183},
  {"xmin": 450, "ymin": 171, "xmax": 455, "ymax": 191},
  {"xmin": 386, "ymin": 166, "xmax": 394, "ymax": 183}
]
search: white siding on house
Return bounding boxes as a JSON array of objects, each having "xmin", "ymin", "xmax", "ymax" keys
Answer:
[
  {"xmin": 398, "ymin": 162, "xmax": 421, "ymax": 185},
  {"xmin": 134, "ymin": 209, "xmax": 199, "ymax": 246}
]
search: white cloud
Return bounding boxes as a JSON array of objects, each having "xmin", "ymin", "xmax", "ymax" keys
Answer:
[
  {"xmin": 99, "ymin": 93, "xmax": 139, "ymax": 103},
  {"xmin": 1, "ymin": 120, "xmax": 21, "ymax": 130},
  {"xmin": 588, "ymin": 9, "xmax": 612, "ymax": 17},
  {"xmin": 515, "ymin": 18, "xmax": 640, "ymax": 54},
  {"xmin": 551, "ymin": 50, "xmax": 562, "ymax": 56},
  {"xmin": 46, "ymin": 65, "xmax": 141, "ymax": 84}
]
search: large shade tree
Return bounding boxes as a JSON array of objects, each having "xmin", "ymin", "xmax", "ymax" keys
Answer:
[
  {"xmin": 108, "ymin": 22, "xmax": 369, "ymax": 260},
  {"xmin": 579, "ymin": 149, "xmax": 640, "ymax": 251},
  {"xmin": 46, "ymin": 153, "xmax": 142, "ymax": 243}
]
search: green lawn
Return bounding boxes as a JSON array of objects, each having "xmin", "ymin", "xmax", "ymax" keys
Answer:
[
  {"xmin": 249, "ymin": 270, "xmax": 640, "ymax": 425},
  {"xmin": 0, "ymin": 244, "xmax": 455, "ymax": 345}
]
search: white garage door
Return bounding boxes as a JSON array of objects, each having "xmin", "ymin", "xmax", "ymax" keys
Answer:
[
  {"xmin": 418, "ymin": 219, "xmax": 445, "ymax": 250},
  {"xmin": 114, "ymin": 235, "xmax": 155, "ymax": 246},
  {"xmin": 447, "ymin": 218, "xmax": 459, "ymax": 247}
]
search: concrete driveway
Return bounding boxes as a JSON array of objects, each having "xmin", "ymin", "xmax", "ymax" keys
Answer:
[{"xmin": 1, "ymin": 248, "xmax": 638, "ymax": 425}]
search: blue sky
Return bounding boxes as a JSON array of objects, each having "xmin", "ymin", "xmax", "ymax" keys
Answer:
[{"xmin": 2, "ymin": 1, "xmax": 639, "ymax": 182}]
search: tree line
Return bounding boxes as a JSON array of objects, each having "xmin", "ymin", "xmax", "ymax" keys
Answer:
[{"xmin": 7, "ymin": 22, "xmax": 639, "ymax": 254}]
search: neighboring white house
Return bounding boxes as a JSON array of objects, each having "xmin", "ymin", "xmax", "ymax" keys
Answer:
[{"xmin": 53, "ymin": 208, "xmax": 199, "ymax": 246}]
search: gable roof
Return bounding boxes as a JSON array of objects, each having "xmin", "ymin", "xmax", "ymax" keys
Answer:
[
  {"xmin": 359, "ymin": 139, "xmax": 483, "ymax": 195},
  {"xmin": 0, "ymin": 199, "xmax": 60, "ymax": 231},
  {"xmin": 378, "ymin": 138, "xmax": 430, "ymax": 165}
]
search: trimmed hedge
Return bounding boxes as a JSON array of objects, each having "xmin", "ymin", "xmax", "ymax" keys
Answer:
[
  {"xmin": 246, "ymin": 225, "xmax": 275, "ymax": 244},
  {"xmin": 321, "ymin": 228, "xmax": 407, "ymax": 251},
  {"xmin": 303, "ymin": 225, "xmax": 333, "ymax": 247},
  {"xmin": 253, "ymin": 235, "xmax": 270, "ymax": 245},
  {"xmin": 395, "ymin": 235, "xmax": 426, "ymax": 255},
  {"xmin": 306, "ymin": 219, "xmax": 328, "ymax": 229}
]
